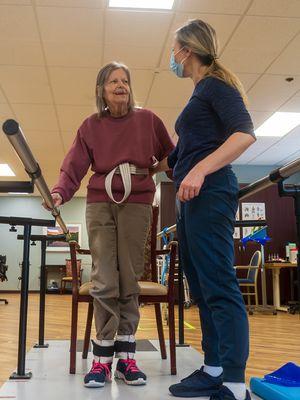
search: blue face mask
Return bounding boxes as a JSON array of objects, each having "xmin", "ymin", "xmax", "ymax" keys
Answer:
[{"xmin": 170, "ymin": 48, "xmax": 186, "ymax": 78}]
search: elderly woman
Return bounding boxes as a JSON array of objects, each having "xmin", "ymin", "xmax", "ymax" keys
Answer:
[{"xmin": 48, "ymin": 62, "xmax": 174, "ymax": 388}]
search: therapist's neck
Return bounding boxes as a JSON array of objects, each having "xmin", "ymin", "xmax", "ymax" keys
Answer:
[{"xmin": 190, "ymin": 60, "xmax": 209, "ymax": 86}]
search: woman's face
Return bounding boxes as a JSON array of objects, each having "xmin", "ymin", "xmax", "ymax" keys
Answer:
[{"xmin": 103, "ymin": 68, "xmax": 130, "ymax": 109}]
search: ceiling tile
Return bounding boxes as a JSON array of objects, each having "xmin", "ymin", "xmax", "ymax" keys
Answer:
[
  {"xmin": 105, "ymin": 9, "xmax": 173, "ymax": 47},
  {"xmin": 0, "ymin": 88, "xmax": 6, "ymax": 103},
  {"xmin": 249, "ymin": 110, "xmax": 273, "ymax": 129},
  {"xmin": 267, "ymin": 34, "xmax": 300, "ymax": 76},
  {"xmin": 146, "ymin": 71, "xmax": 193, "ymax": 108},
  {"xmin": 44, "ymin": 42, "xmax": 102, "ymax": 68},
  {"xmin": 160, "ymin": 13, "xmax": 240, "ymax": 69},
  {"xmin": 248, "ymin": 130, "xmax": 300, "ymax": 165},
  {"xmin": 0, "ymin": 1, "xmax": 31, "ymax": 4},
  {"xmin": 235, "ymin": 136, "xmax": 280, "ymax": 163},
  {"xmin": 247, "ymin": 74, "xmax": 300, "ymax": 112},
  {"xmin": 248, "ymin": 0, "xmax": 300, "ymax": 18},
  {"xmin": 61, "ymin": 130, "xmax": 77, "ymax": 150},
  {"xmin": 37, "ymin": 6, "xmax": 104, "ymax": 43},
  {"xmin": 0, "ymin": 66, "xmax": 52, "ymax": 104},
  {"xmin": 177, "ymin": 0, "xmax": 250, "ymax": 14},
  {"xmin": 0, "ymin": 102, "xmax": 13, "ymax": 121},
  {"xmin": 12, "ymin": 104, "xmax": 59, "ymax": 131},
  {"xmin": 237, "ymin": 73, "xmax": 260, "ymax": 91},
  {"xmin": 221, "ymin": 16, "xmax": 300, "ymax": 73},
  {"xmin": 279, "ymin": 93, "xmax": 300, "ymax": 112},
  {"xmin": 104, "ymin": 45, "xmax": 162, "ymax": 69},
  {"xmin": 130, "ymin": 69, "xmax": 155, "ymax": 105},
  {"xmin": 23, "ymin": 130, "xmax": 64, "ymax": 163},
  {"xmin": 149, "ymin": 107, "xmax": 181, "ymax": 138},
  {"xmin": 57, "ymin": 105, "xmax": 96, "ymax": 132},
  {"xmin": 0, "ymin": 41, "xmax": 44, "ymax": 66},
  {"xmin": 49, "ymin": 67, "xmax": 97, "ymax": 105},
  {"xmin": 35, "ymin": 0, "xmax": 105, "ymax": 7},
  {"xmin": 279, "ymin": 148, "xmax": 300, "ymax": 165},
  {"xmin": 0, "ymin": 5, "xmax": 39, "ymax": 42}
]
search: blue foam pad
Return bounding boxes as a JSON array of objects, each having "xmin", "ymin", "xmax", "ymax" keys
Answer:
[{"xmin": 250, "ymin": 377, "xmax": 300, "ymax": 400}]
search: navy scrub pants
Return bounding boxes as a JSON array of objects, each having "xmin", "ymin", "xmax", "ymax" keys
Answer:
[{"xmin": 176, "ymin": 168, "xmax": 249, "ymax": 382}]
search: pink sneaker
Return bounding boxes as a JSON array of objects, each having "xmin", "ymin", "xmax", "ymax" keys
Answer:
[{"xmin": 84, "ymin": 360, "xmax": 112, "ymax": 388}]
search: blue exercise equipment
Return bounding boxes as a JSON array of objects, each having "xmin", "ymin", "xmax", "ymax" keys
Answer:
[{"xmin": 251, "ymin": 362, "xmax": 300, "ymax": 400}]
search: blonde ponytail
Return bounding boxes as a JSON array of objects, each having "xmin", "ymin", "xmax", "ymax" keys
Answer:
[
  {"xmin": 176, "ymin": 19, "xmax": 248, "ymax": 105},
  {"xmin": 205, "ymin": 59, "xmax": 248, "ymax": 105}
]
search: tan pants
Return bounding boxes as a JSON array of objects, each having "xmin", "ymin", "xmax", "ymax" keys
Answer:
[{"xmin": 86, "ymin": 202, "xmax": 152, "ymax": 340}]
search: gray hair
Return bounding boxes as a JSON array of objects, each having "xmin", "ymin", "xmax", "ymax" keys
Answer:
[{"xmin": 95, "ymin": 62, "xmax": 136, "ymax": 118}]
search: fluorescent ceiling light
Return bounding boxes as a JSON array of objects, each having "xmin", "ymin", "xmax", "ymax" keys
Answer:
[
  {"xmin": 255, "ymin": 112, "xmax": 300, "ymax": 137},
  {"xmin": 0, "ymin": 164, "xmax": 15, "ymax": 177},
  {"xmin": 109, "ymin": 0, "xmax": 174, "ymax": 10}
]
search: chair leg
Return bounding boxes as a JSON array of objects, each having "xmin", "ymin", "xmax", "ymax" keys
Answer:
[
  {"xmin": 254, "ymin": 289, "xmax": 258, "ymax": 306},
  {"xmin": 168, "ymin": 301, "xmax": 176, "ymax": 375},
  {"xmin": 247, "ymin": 287, "xmax": 250, "ymax": 306},
  {"xmin": 83, "ymin": 302, "xmax": 93, "ymax": 359},
  {"xmin": 154, "ymin": 303, "xmax": 167, "ymax": 360},
  {"xmin": 70, "ymin": 299, "xmax": 78, "ymax": 374}
]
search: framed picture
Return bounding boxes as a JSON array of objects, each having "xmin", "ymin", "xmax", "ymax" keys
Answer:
[
  {"xmin": 42, "ymin": 223, "xmax": 81, "ymax": 252},
  {"xmin": 233, "ymin": 206, "xmax": 240, "ymax": 239},
  {"xmin": 241, "ymin": 202, "xmax": 266, "ymax": 238}
]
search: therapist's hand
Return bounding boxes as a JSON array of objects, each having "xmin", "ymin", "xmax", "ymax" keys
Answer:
[{"xmin": 178, "ymin": 167, "xmax": 206, "ymax": 202}]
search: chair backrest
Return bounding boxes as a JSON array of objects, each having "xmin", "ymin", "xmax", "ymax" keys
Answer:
[
  {"xmin": 247, "ymin": 250, "xmax": 261, "ymax": 282},
  {"xmin": 69, "ymin": 241, "xmax": 91, "ymax": 296},
  {"xmin": 65, "ymin": 258, "xmax": 81, "ymax": 277}
]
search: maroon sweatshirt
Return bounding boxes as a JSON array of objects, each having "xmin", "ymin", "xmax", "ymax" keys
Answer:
[{"xmin": 52, "ymin": 108, "xmax": 175, "ymax": 204}]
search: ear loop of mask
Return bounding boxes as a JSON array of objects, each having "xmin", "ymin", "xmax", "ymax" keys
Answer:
[{"xmin": 174, "ymin": 47, "xmax": 188, "ymax": 65}]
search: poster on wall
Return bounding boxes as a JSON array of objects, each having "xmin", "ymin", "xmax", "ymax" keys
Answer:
[
  {"xmin": 42, "ymin": 224, "xmax": 81, "ymax": 252},
  {"xmin": 242, "ymin": 203, "xmax": 266, "ymax": 238},
  {"xmin": 233, "ymin": 207, "xmax": 240, "ymax": 239}
]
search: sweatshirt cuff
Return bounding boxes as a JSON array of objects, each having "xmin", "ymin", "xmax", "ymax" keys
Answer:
[{"xmin": 51, "ymin": 188, "xmax": 67, "ymax": 205}]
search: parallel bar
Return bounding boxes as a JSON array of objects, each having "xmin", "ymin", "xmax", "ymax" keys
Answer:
[
  {"xmin": 17, "ymin": 234, "xmax": 66, "ymax": 348},
  {"xmin": 37, "ymin": 240, "xmax": 47, "ymax": 347},
  {"xmin": 17, "ymin": 234, "xmax": 66, "ymax": 241},
  {"xmin": 239, "ymin": 157, "xmax": 300, "ymax": 200},
  {"xmin": 10, "ymin": 224, "xmax": 32, "ymax": 380},
  {"xmin": 0, "ymin": 216, "xmax": 55, "ymax": 227},
  {"xmin": 2, "ymin": 119, "xmax": 68, "ymax": 236},
  {"xmin": 0, "ymin": 181, "xmax": 34, "ymax": 193}
]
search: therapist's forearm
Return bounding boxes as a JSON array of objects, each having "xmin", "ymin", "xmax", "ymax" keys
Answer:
[{"xmin": 194, "ymin": 132, "xmax": 256, "ymax": 177}]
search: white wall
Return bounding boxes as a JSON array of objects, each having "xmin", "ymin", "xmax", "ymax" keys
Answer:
[{"xmin": 0, "ymin": 196, "xmax": 90, "ymax": 291}]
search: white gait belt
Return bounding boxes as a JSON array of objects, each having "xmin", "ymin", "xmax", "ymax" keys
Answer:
[{"xmin": 105, "ymin": 163, "xmax": 149, "ymax": 204}]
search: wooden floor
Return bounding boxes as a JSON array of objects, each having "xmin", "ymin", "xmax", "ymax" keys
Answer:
[{"xmin": 1, "ymin": 293, "xmax": 300, "ymax": 387}]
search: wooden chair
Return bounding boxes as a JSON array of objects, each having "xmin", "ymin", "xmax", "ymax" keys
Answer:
[
  {"xmin": 68, "ymin": 206, "xmax": 178, "ymax": 375},
  {"xmin": 236, "ymin": 250, "xmax": 262, "ymax": 310},
  {"xmin": 60, "ymin": 258, "xmax": 82, "ymax": 294}
]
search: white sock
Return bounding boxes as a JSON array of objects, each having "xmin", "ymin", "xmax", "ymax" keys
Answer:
[
  {"xmin": 203, "ymin": 364, "xmax": 223, "ymax": 377},
  {"xmin": 223, "ymin": 382, "xmax": 246, "ymax": 400},
  {"xmin": 115, "ymin": 334, "xmax": 135, "ymax": 359},
  {"xmin": 93, "ymin": 339, "xmax": 114, "ymax": 364}
]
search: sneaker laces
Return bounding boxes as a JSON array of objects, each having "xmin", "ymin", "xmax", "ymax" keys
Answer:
[
  {"xmin": 90, "ymin": 360, "xmax": 111, "ymax": 375},
  {"xmin": 122, "ymin": 359, "xmax": 140, "ymax": 373},
  {"xmin": 181, "ymin": 369, "xmax": 201, "ymax": 382}
]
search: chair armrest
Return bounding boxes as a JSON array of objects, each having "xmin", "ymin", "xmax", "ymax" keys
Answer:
[
  {"xmin": 77, "ymin": 249, "xmax": 91, "ymax": 255},
  {"xmin": 234, "ymin": 265, "xmax": 259, "ymax": 270}
]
